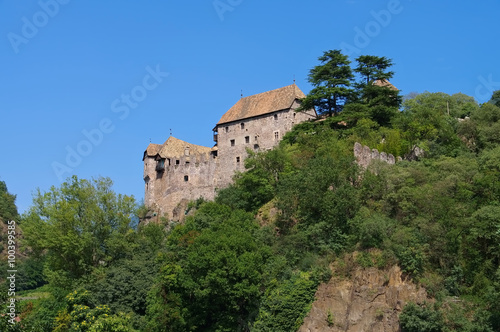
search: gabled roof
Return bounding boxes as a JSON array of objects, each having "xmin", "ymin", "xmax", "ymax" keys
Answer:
[
  {"xmin": 144, "ymin": 143, "xmax": 162, "ymax": 157},
  {"xmin": 373, "ymin": 79, "xmax": 398, "ymax": 91},
  {"xmin": 216, "ymin": 84, "xmax": 306, "ymax": 125},
  {"xmin": 143, "ymin": 143, "xmax": 163, "ymax": 160},
  {"xmin": 157, "ymin": 136, "xmax": 212, "ymax": 159}
]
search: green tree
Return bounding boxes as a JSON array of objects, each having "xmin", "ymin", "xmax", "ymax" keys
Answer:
[
  {"xmin": 147, "ymin": 205, "xmax": 270, "ymax": 332},
  {"xmin": 276, "ymin": 138, "xmax": 359, "ymax": 253},
  {"xmin": 216, "ymin": 148, "xmax": 291, "ymax": 213},
  {"xmin": 344, "ymin": 55, "xmax": 401, "ymax": 126},
  {"xmin": 489, "ymin": 90, "xmax": 500, "ymax": 107},
  {"xmin": 462, "ymin": 205, "xmax": 500, "ymax": 283},
  {"xmin": 252, "ymin": 272, "xmax": 318, "ymax": 332},
  {"xmin": 354, "ymin": 55, "xmax": 395, "ymax": 85},
  {"xmin": 472, "ymin": 103, "xmax": 500, "ymax": 149},
  {"xmin": 394, "ymin": 92, "xmax": 466, "ymax": 156},
  {"xmin": 0, "ymin": 180, "xmax": 18, "ymax": 222},
  {"xmin": 399, "ymin": 302, "xmax": 443, "ymax": 332},
  {"xmin": 53, "ymin": 289, "xmax": 137, "ymax": 332},
  {"xmin": 297, "ymin": 49, "xmax": 354, "ymax": 117},
  {"xmin": 22, "ymin": 176, "xmax": 136, "ymax": 287}
]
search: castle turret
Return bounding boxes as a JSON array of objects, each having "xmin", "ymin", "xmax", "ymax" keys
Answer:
[{"xmin": 143, "ymin": 136, "xmax": 216, "ymax": 220}]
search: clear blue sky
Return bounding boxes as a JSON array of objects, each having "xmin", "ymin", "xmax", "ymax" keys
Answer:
[{"xmin": 1, "ymin": 0, "xmax": 499, "ymax": 213}]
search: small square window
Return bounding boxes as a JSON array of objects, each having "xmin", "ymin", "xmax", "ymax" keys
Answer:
[
  {"xmin": 240, "ymin": 123, "xmax": 245, "ymax": 129},
  {"xmin": 230, "ymin": 139, "xmax": 235, "ymax": 146},
  {"xmin": 225, "ymin": 126, "xmax": 229, "ymax": 133},
  {"xmin": 236, "ymin": 156, "xmax": 240, "ymax": 163},
  {"xmin": 175, "ymin": 160, "xmax": 180, "ymax": 165},
  {"xmin": 245, "ymin": 136, "xmax": 249, "ymax": 143},
  {"xmin": 184, "ymin": 175, "xmax": 189, "ymax": 182},
  {"xmin": 274, "ymin": 114, "xmax": 278, "ymax": 120},
  {"xmin": 274, "ymin": 131, "xmax": 279, "ymax": 140}
]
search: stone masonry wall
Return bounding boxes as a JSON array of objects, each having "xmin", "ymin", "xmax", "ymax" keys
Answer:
[
  {"xmin": 144, "ymin": 105, "xmax": 315, "ymax": 221},
  {"xmin": 354, "ymin": 142, "xmax": 396, "ymax": 169},
  {"xmin": 215, "ymin": 103, "xmax": 315, "ymax": 187},
  {"xmin": 144, "ymin": 152, "xmax": 218, "ymax": 220}
]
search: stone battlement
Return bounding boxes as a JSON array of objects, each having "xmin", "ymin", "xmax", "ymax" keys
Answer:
[{"xmin": 354, "ymin": 142, "xmax": 396, "ymax": 168}]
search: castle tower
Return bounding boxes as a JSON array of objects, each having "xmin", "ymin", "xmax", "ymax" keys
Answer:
[
  {"xmin": 143, "ymin": 136, "xmax": 216, "ymax": 220},
  {"xmin": 212, "ymin": 84, "xmax": 316, "ymax": 187}
]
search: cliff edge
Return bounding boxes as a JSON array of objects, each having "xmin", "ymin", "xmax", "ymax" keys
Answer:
[{"xmin": 299, "ymin": 264, "xmax": 428, "ymax": 332}]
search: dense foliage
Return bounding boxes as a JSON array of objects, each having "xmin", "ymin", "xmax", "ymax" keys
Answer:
[{"xmin": 1, "ymin": 51, "xmax": 500, "ymax": 331}]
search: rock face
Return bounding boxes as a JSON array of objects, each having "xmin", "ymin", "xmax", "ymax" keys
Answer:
[{"xmin": 298, "ymin": 266, "xmax": 428, "ymax": 332}]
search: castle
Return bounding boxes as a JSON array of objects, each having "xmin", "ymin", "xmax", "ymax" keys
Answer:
[{"xmin": 142, "ymin": 84, "xmax": 316, "ymax": 220}]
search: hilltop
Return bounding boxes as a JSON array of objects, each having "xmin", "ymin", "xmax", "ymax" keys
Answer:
[{"xmin": 1, "ymin": 51, "xmax": 500, "ymax": 331}]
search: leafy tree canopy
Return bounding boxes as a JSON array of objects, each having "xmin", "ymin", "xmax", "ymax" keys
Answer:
[
  {"xmin": 22, "ymin": 176, "xmax": 136, "ymax": 288},
  {"xmin": 297, "ymin": 49, "xmax": 354, "ymax": 117},
  {"xmin": 0, "ymin": 180, "xmax": 18, "ymax": 222}
]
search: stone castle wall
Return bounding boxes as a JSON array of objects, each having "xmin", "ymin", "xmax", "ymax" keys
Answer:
[
  {"xmin": 354, "ymin": 142, "xmax": 396, "ymax": 168},
  {"xmin": 145, "ymin": 140, "xmax": 394, "ymax": 220},
  {"xmin": 144, "ymin": 152, "xmax": 219, "ymax": 220},
  {"xmin": 144, "ymin": 101, "xmax": 316, "ymax": 221},
  {"xmin": 215, "ymin": 103, "xmax": 316, "ymax": 187}
]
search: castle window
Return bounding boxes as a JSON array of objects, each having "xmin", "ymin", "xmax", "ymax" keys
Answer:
[
  {"xmin": 254, "ymin": 144, "xmax": 259, "ymax": 150},
  {"xmin": 274, "ymin": 114, "xmax": 278, "ymax": 120},
  {"xmin": 230, "ymin": 139, "xmax": 235, "ymax": 146},
  {"xmin": 254, "ymin": 135, "xmax": 257, "ymax": 141},
  {"xmin": 184, "ymin": 175, "xmax": 189, "ymax": 182},
  {"xmin": 156, "ymin": 159, "xmax": 165, "ymax": 172},
  {"xmin": 236, "ymin": 156, "xmax": 240, "ymax": 163},
  {"xmin": 176, "ymin": 160, "xmax": 180, "ymax": 165},
  {"xmin": 184, "ymin": 147, "xmax": 190, "ymax": 156},
  {"xmin": 245, "ymin": 136, "xmax": 249, "ymax": 143},
  {"xmin": 225, "ymin": 126, "xmax": 229, "ymax": 133},
  {"xmin": 293, "ymin": 112, "xmax": 296, "ymax": 118},
  {"xmin": 240, "ymin": 123, "xmax": 245, "ymax": 129},
  {"xmin": 274, "ymin": 131, "xmax": 279, "ymax": 140}
]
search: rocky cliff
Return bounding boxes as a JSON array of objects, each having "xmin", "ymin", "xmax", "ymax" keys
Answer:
[{"xmin": 299, "ymin": 263, "xmax": 428, "ymax": 332}]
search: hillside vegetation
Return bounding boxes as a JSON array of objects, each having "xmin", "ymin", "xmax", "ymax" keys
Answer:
[{"xmin": 1, "ymin": 51, "xmax": 500, "ymax": 331}]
